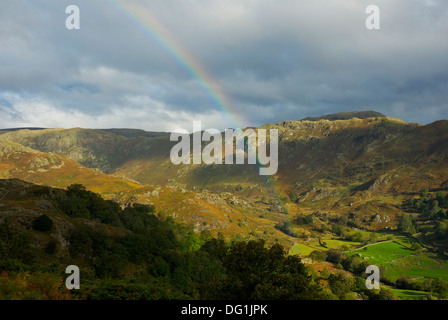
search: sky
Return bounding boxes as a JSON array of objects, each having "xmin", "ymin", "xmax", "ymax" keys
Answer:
[{"xmin": 0, "ymin": 0, "xmax": 447, "ymax": 132}]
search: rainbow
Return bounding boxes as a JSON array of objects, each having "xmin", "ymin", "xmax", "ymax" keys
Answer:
[
  {"xmin": 104, "ymin": 0, "xmax": 246, "ymax": 129},
  {"xmin": 102, "ymin": 0, "xmax": 284, "ymax": 209}
]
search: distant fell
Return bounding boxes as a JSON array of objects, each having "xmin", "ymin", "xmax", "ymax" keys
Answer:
[
  {"xmin": 1, "ymin": 113, "xmax": 448, "ymax": 238},
  {"xmin": 0, "ymin": 127, "xmax": 49, "ymax": 133},
  {"xmin": 301, "ymin": 110, "xmax": 386, "ymax": 121},
  {"xmin": 98, "ymin": 128, "xmax": 170, "ymax": 139}
]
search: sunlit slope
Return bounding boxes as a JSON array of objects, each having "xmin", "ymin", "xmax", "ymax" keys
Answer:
[
  {"xmin": 115, "ymin": 185, "xmax": 290, "ymax": 244},
  {"xmin": 1, "ymin": 115, "xmax": 448, "ymax": 233},
  {"xmin": 0, "ymin": 139, "xmax": 288, "ymax": 244},
  {"xmin": 3, "ymin": 116, "xmax": 447, "ymax": 195},
  {"xmin": 0, "ymin": 140, "xmax": 140, "ymax": 195}
]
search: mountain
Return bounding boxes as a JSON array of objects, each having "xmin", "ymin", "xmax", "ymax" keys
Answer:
[
  {"xmin": 0, "ymin": 127, "xmax": 174, "ymax": 178},
  {"xmin": 0, "ymin": 140, "xmax": 141, "ymax": 195},
  {"xmin": 0, "ymin": 178, "xmax": 330, "ymax": 300},
  {"xmin": 300, "ymin": 110, "xmax": 386, "ymax": 121},
  {"xmin": 2, "ymin": 111, "xmax": 448, "ymax": 300},
  {"xmin": 0, "ymin": 133, "xmax": 288, "ymax": 242},
  {"xmin": 1, "ymin": 112, "xmax": 448, "ymax": 239}
]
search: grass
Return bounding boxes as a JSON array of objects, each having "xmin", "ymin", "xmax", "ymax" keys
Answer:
[
  {"xmin": 353, "ymin": 230, "xmax": 390, "ymax": 240},
  {"xmin": 347, "ymin": 238, "xmax": 448, "ymax": 282},
  {"xmin": 390, "ymin": 288, "xmax": 428, "ymax": 300},
  {"xmin": 349, "ymin": 241, "xmax": 415, "ymax": 265},
  {"xmin": 382, "ymin": 253, "xmax": 448, "ymax": 281},
  {"xmin": 287, "ymin": 229, "xmax": 448, "ymax": 288},
  {"xmin": 322, "ymin": 239, "xmax": 361, "ymax": 250},
  {"xmin": 289, "ymin": 237, "xmax": 361, "ymax": 256},
  {"xmin": 289, "ymin": 243, "xmax": 318, "ymax": 256}
]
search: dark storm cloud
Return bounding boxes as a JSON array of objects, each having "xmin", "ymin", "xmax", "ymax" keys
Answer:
[{"xmin": 0, "ymin": 0, "xmax": 447, "ymax": 130}]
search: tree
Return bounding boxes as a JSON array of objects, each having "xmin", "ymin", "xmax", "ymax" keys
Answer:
[
  {"xmin": 304, "ymin": 215, "xmax": 314, "ymax": 224},
  {"xmin": 202, "ymin": 239, "xmax": 324, "ymax": 299},
  {"xmin": 328, "ymin": 273, "xmax": 354, "ymax": 298},
  {"xmin": 399, "ymin": 214, "xmax": 414, "ymax": 234},
  {"xmin": 332, "ymin": 224, "xmax": 344, "ymax": 236},
  {"xmin": 378, "ymin": 288, "xmax": 398, "ymax": 300},
  {"xmin": 396, "ymin": 274, "xmax": 411, "ymax": 289},
  {"xmin": 346, "ymin": 232, "xmax": 363, "ymax": 242},
  {"xmin": 0, "ymin": 220, "xmax": 37, "ymax": 265},
  {"xmin": 309, "ymin": 250, "xmax": 326, "ymax": 261},
  {"xmin": 61, "ymin": 193, "xmax": 89, "ymax": 218},
  {"xmin": 275, "ymin": 221, "xmax": 298, "ymax": 237},
  {"xmin": 32, "ymin": 214, "xmax": 53, "ymax": 232},
  {"xmin": 326, "ymin": 249, "xmax": 345, "ymax": 264},
  {"xmin": 45, "ymin": 239, "xmax": 57, "ymax": 254},
  {"xmin": 369, "ymin": 233, "xmax": 378, "ymax": 243},
  {"xmin": 430, "ymin": 278, "xmax": 448, "ymax": 299},
  {"xmin": 421, "ymin": 187, "xmax": 430, "ymax": 199}
]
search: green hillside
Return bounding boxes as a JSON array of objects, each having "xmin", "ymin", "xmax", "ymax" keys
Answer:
[{"xmin": 1, "ymin": 112, "xmax": 448, "ymax": 300}]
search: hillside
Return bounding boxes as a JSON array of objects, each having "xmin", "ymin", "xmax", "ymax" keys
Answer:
[
  {"xmin": 300, "ymin": 110, "xmax": 386, "ymax": 121},
  {"xmin": 2, "ymin": 178, "xmax": 448, "ymax": 300},
  {"xmin": 0, "ymin": 140, "xmax": 141, "ymax": 195},
  {"xmin": 0, "ymin": 138, "xmax": 287, "ymax": 244},
  {"xmin": 1, "ymin": 115, "xmax": 447, "ymax": 234},
  {"xmin": 1, "ymin": 111, "xmax": 448, "ymax": 300},
  {"xmin": 0, "ymin": 179, "xmax": 336, "ymax": 300},
  {"xmin": 1, "ymin": 115, "xmax": 448, "ymax": 237}
]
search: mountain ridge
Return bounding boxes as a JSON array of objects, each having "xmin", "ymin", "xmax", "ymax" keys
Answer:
[
  {"xmin": 2, "ymin": 111, "xmax": 448, "ymax": 300},
  {"xmin": 300, "ymin": 110, "xmax": 387, "ymax": 121},
  {"xmin": 1, "ymin": 112, "xmax": 448, "ymax": 241}
]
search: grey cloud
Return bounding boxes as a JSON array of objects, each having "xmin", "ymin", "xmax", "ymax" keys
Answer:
[{"xmin": 0, "ymin": 0, "xmax": 447, "ymax": 131}]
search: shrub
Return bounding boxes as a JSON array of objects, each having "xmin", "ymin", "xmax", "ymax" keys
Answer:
[
  {"xmin": 32, "ymin": 214, "xmax": 53, "ymax": 232},
  {"xmin": 45, "ymin": 239, "xmax": 57, "ymax": 254},
  {"xmin": 304, "ymin": 215, "xmax": 314, "ymax": 224},
  {"xmin": 309, "ymin": 250, "xmax": 326, "ymax": 261}
]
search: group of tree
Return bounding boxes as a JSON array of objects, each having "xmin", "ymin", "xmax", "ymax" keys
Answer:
[
  {"xmin": 407, "ymin": 188, "xmax": 448, "ymax": 221},
  {"xmin": 395, "ymin": 274, "xmax": 448, "ymax": 299},
  {"xmin": 398, "ymin": 214, "xmax": 416, "ymax": 234},
  {"xmin": 403, "ymin": 188, "xmax": 448, "ymax": 241},
  {"xmin": 274, "ymin": 214, "xmax": 316, "ymax": 238},
  {"xmin": 274, "ymin": 221, "xmax": 299, "ymax": 237},
  {"xmin": 1, "ymin": 184, "xmax": 330, "ymax": 300},
  {"xmin": 5, "ymin": 184, "xmax": 445, "ymax": 300},
  {"xmin": 58, "ymin": 184, "xmax": 132, "ymax": 226}
]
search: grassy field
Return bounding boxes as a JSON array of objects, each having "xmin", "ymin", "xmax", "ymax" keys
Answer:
[
  {"xmin": 390, "ymin": 288, "xmax": 428, "ymax": 300},
  {"xmin": 288, "ymin": 230, "xmax": 448, "ymax": 299},
  {"xmin": 348, "ymin": 239, "xmax": 448, "ymax": 283},
  {"xmin": 353, "ymin": 230, "xmax": 390, "ymax": 239},
  {"xmin": 322, "ymin": 239, "xmax": 361, "ymax": 250},
  {"xmin": 289, "ymin": 237, "xmax": 361, "ymax": 256},
  {"xmin": 382, "ymin": 253, "xmax": 448, "ymax": 281},
  {"xmin": 289, "ymin": 243, "xmax": 318, "ymax": 256},
  {"xmin": 349, "ymin": 241, "xmax": 415, "ymax": 265}
]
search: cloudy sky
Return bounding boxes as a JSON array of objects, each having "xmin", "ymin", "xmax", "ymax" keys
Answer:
[{"xmin": 0, "ymin": 0, "xmax": 447, "ymax": 131}]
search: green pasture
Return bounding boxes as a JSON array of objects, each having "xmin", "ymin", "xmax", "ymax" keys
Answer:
[
  {"xmin": 349, "ymin": 240, "xmax": 448, "ymax": 282},
  {"xmin": 382, "ymin": 253, "xmax": 448, "ymax": 282},
  {"xmin": 349, "ymin": 241, "xmax": 414, "ymax": 265},
  {"xmin": 289, "ymin": 243, "xmax": 318, "ymax": 256},
  {"xmin": 390, "ymin": 288, "xmax": 428, "ymax": 300},
  {"xmin": 323, "ymin": 239, "xmax": 361, "ymax": 250}
]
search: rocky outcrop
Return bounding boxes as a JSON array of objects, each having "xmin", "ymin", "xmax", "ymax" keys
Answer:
[
  {"xmin": 372, "ymin": 213, "xmax": 391, "ymax": 223},
  {"xmin": 368, "ymin": 175, "xmax": 389, "ymax": 192}
]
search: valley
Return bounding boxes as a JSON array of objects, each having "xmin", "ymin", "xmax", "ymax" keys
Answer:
[{"xmin": 1, "ymin": 111, "xmax": 448, "ymax": 300}]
